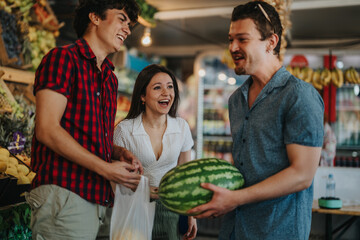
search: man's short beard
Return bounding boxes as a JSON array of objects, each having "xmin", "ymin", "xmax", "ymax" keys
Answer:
[{"xmin": 235, "ymin": 67, "xmax": 246, "ymax": 75}]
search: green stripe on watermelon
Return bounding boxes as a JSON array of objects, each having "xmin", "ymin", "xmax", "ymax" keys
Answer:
[{"xmin": 158, "ymin": 158, "xmax": 244, "ymax": 215}]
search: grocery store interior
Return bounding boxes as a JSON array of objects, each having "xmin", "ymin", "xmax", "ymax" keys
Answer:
[{"xmin": 0, "ymin": 0, "xmax": 360, "ymax": 239}]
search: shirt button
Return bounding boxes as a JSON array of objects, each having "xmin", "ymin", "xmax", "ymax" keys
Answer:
[
  {"xmin": 243, "ymin": 139, "xmax": 246, "ymax": 143},
  {"xmin": 245, "ymin": 117, "xmax": 249, "ymax": 120},
  {"xmin": 240, "ymin": 162, "xmax": 243, "ymax": 166},
  {"xmin": 107, "ymin": 153, "xmax": 110, "ymax": 158},
  {"xmin": 104, "ymin": 199, "xmax": 109, "ymax": 204},
  {"xmin": 97, "ymin": 92, "xmax": 100, "ymax": 97},
  {"xmin": 105, "ymin": 133, "xmax": 108, "ymax": 137}
]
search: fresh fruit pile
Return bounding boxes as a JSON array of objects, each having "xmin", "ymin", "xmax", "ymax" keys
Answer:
[
  {"xmin": 287, "ymin": 66, "xmax": 360, "ymax": 90},
  {"xmin": 0, "ymin": 147, "xmax": 35, "ymax": 185},
  {"xmin": 158, "ymin": 158, "xmax": 244, "ymax": 215},
  {"xmin": 28, "ymin": 26, "xmax": 56, "ymax": 68},
  {"xmin": 0, "ymin": 83, "xmax": 13, "ymax": 113},
  {"xmin": 0, "ymin": 0, "xmax": 59, "ymax": 69},
  {"xmin": 0, "ymin": 9, "xmax": 22, "ymax": 65}
]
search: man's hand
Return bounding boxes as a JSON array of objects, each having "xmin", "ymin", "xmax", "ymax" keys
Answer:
[
  {"xmin": 113, "ymin": 146, "xmax": 144, "ymax": 174},
  {"xmin": 107, "ymin": 161, "xmax": 141, "ymax": 191},
  {"xmin": 187, "ymin": 183, "xmax": 237, "ymax": 218}
]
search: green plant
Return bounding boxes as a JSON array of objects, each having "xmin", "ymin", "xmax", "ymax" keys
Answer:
[
  {"xmin": 0, "ymin": 203, "xmax": 32, "ymax": 239},
  {"xmin": 136, "ymin": 0, "xmax": 157, "ymax": 24}
]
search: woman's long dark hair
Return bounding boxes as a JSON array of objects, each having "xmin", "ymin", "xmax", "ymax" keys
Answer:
[{"xmin": 125, "ymin": 64, "xmax": 180, "ymax": 119}]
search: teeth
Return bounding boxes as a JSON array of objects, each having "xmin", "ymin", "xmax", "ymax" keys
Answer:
[
  {"xmin": 117, "ymin": 34, "xmax": 124, "ymax": 41},
  {"xmin": 159, "ymin": 100, "xmax": 169, "ymax": 103}
]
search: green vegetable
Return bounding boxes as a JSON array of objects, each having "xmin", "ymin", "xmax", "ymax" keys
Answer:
[
  {"xmin": 0, "ymin": 203, "xmax": 32, "ymax": 239},
  {"xmin": 158, "ymin": 158, "xmax": 245, "ymax": 215}
]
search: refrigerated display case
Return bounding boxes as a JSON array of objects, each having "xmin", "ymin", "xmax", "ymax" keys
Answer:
[
  {"xmin": 333, "ymin": 84, "xmax": 360, "ymax": 167},
  {"xmin": 284, "ymin": 52, "xmax": 360, "ymax": 168},
  {"xmin": 194, "ymin": 50, "xmax": 247, "ymax": 160}
]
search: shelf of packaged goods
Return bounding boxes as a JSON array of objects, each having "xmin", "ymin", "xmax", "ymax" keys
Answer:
[
  {"xmin": 203, "ymin": 135, "xmax": 232, "ymax": 141},
  {"xmin": 336, "ymin": 106, "xmax": 360, "ymax": 111},
  {"xmin": 336, "ymin": 146, "xmax": 360, "ymax": 151},
  {"xmin": 203, "ymin": 84, "xmax": 239, "ymax": 91}
]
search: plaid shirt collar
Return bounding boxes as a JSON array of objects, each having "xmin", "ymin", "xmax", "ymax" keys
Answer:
[{"xmin": 76, "ymin": 38, "xmax": 115, "ymax": 71}]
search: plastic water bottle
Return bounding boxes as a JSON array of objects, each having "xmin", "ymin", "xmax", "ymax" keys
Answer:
[{"xmin": 325, "ymin": 173, "xmax": 336, "ymax": 198}]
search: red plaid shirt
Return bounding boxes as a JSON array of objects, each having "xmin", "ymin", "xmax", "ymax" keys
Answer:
[{"xmin": 31, "ymin": 39, "xmax": 118, "ymax": 206}]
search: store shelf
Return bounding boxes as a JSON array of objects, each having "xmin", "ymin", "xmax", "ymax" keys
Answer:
[
  {"xmin": 195, "ymin": 51, "xmax": 242, "ymax": 159},
  {"xmin": 203, "ymin": 135, "xmax": 232, "ymax": 141},
  {"xmin": 204, "ymin": 84, "xmax": 239, "ymax": 90},
  {"xmin": 0, "ymin": 67, "xmax": 35, "ymax": 85}
]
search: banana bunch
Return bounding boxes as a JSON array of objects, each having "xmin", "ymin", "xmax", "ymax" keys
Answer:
[
  {"xmin": 312, "ymin": 69, "xmax": 323, "ymax": 90},
  {"xmin": 320, "ymin": 68, "xmax": 332, "ymax": 86},
  {"xmin": 331, "ymin": 68, "xmax": 344, "ymax": 88},
  {"xmin": 344, "ymin": 67, "xmax": 360, "ymax": 84},
  {"xmin": 286, "ymin": 65, "xmax": 352, "ymax": 89},
  {"xmin": 298, "ymin": 67, "xmax": 313, "ymax": 83}
]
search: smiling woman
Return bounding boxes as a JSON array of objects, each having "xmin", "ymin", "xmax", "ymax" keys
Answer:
[{"xmin": 113, "ymin": 64, "xmax": 198, "ymax": 239}]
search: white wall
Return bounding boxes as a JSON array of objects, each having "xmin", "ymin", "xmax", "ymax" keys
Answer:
[
  {"xmin": 311, "ymin": 167, "xmax": 360, "ymax": 240},
  {"xmin": 314, "ymin": 166, "xmax": 360, "ymax": 205}
]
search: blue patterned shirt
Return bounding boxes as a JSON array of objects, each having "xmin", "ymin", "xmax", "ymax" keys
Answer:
[{"xmin": 219, "ymin": 66, "xmax": 324, "ymax": 240}]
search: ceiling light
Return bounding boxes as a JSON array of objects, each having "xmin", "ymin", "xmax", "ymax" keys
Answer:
[
  {"xmin": 198, "ymin": 69, "xmax": 206, "ymax": 77},
  {"xmin": 218, "ymin": 73, "xmax": 227, "ymax": 81},
  {"xmin": 228, "ymin": 77, "xmax": 236, "ymax": 85},
  {"xmin": 141, "ymin": 27, "xmax": 152, "ymax": 47}
]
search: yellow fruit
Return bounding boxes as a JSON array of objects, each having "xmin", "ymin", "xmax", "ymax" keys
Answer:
[
  {"xmin": 8, "ymin": 157, "xmax": 18, "ymax": 166},
  {"xmin": 286, "ymin": 65, "xmax": 293, "ymax": 75},
  {"xmin": 0, "ymin": 148, "xmax": 10, "ymax": 157},
  {"xmin": 5, "ymin": 167, "xmax": 18, "ymax": 178},
  {"xmin": 27, "ymin": 171, "xmax": 36, "ymax": 182},
  {"xmin": 0, "ymin": 154, "xmax": 9, "ymax": 163},
  {"xmin": 0, "ymin": 162, "xmax": 7, "ymax": 172},
  {"xmin": 351, "ymin": 68, "xmax": 360, "ymax": 84},
  {"xmin": 331, "ymin": 68, "xmax": 344, "ymax": 88},
  {"xmin": 300, "ymin": 67, "xmax": 313, "ymax": 83},
  {"xmin": 305, "ymin": 67, "xmax": 314, "ymax": 83},
  {"xmin": 17, "ymin": 173, "xmax": 31, "ymax": 185},
  {"xmin": 293, "ymin": 67, "xmax": 301, "ymax": 78},
  {"xmin": 17, "ymin": 164, "xmax": 30, "ymax": 175},
  {"xmin": 345, "ymin": 69, "xmax": 353, "ymax": 83},
  {"xmin": 321, "ymin": 69, "xmax": 331, "ymax": 86},
  {"xmin": 312, "ymin": 69, "xmax": 323, "ymax": 90}
]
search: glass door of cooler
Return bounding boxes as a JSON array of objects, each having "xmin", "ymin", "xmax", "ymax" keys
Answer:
[
  {"xmin": 334, "ymin": 84, "xmax": 360, "ymax": 167},
  {"xmin": 194, "ymin": 50, "xmax": 247, "ymax": 161}
]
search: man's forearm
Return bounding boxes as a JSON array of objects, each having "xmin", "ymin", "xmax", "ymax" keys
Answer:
[{"xmin": 36, "ymin": 124, "xmax": 109, "ymax": 177}]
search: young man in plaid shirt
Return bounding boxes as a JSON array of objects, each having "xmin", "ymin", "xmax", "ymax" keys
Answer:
[{"xmin": 26, "ymin": 0, "xmax": 143, "ymax": 238}]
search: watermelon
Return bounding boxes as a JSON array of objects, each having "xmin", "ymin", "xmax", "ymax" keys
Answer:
[{"xmin": 158, "ymin": 158, "xmax": 244, "ymax": 215}]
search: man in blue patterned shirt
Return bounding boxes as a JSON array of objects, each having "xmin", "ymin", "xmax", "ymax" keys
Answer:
[{"xmin": 189, "ymin": 1, "xmax": 324, "ymax": 239}]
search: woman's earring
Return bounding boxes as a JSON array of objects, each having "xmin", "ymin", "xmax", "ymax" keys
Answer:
[{"xmin": 142, "ymin": 101, "xmax": 145, "ymax": 105}]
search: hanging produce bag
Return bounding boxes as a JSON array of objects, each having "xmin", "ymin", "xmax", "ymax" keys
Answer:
[{"xmin": 110, "ymin": 176, "xmax": 155, "ymax": 240}]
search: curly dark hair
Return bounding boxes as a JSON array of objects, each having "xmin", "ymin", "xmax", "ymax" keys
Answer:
[
  {"xmin": 231, "ymin": 1, "xmax": 283, "ymax": 57},
  {"xmin": 74, "ymin": 0, "xmax": 140, "ymax": 38},
  {"xmin": 125, "ymin": 64, "xmax": 180, "ymax": 119}
]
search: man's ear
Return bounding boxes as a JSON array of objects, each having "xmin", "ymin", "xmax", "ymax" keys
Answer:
[
  {"xmin": 268, "ymin": 33, "xmax": 279, "ymax": 52},
  {"xmin": 89, "ymin": 12, "xmax": 100, "ymax": 25}
]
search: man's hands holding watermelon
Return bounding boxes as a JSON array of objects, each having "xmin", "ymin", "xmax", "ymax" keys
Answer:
[{"xmin": 187, "ymin": 183, "xmax": 237, "ymax": 218}]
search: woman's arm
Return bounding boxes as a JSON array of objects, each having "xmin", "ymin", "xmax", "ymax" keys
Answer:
[{"xmin": 177, "ymin": 150, "xmax": 192, "ymax": 165}]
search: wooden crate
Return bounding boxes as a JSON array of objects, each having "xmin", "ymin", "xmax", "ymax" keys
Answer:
[
  {"xmin": 0, "ymin": 25, "xmax": 18, "ymax": 66},
  {"xmin": 32, "ymin": 1, "xmax": 64, "ymax": 32},
  {"xmin": 0, "ymin": 66, "xmax": 35, "ymax": 85}
]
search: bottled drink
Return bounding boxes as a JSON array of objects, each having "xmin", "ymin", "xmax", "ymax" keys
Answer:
[{"xmin": 325, "ymin": 173, "xmax": 336, "ymax": 198}]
